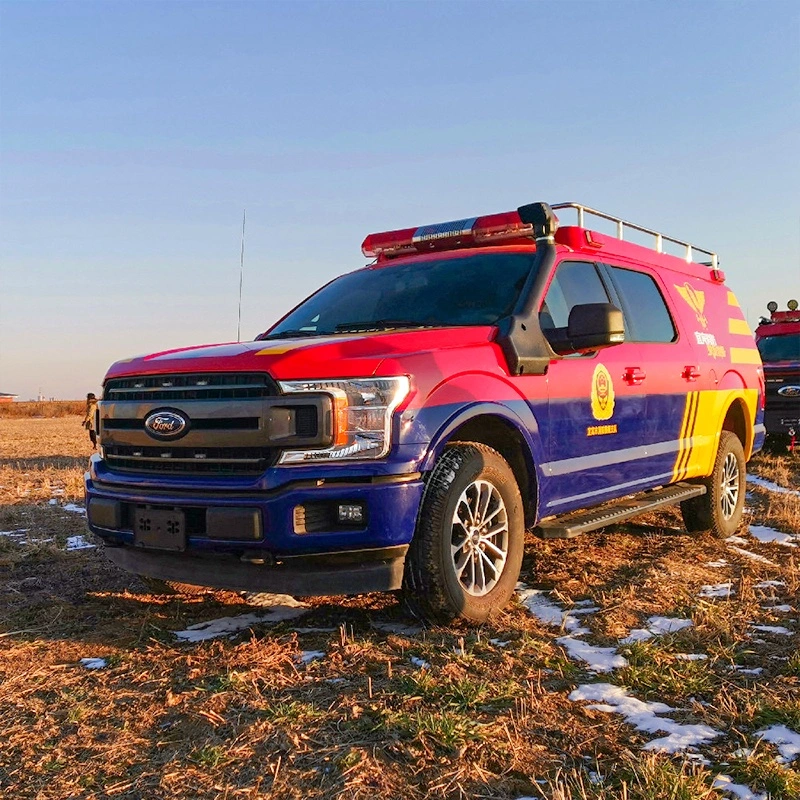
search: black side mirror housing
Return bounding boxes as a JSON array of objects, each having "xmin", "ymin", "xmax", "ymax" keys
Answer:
[{"xmin": 555, "ymin": 302, "xmax": 625, "ymax": 353}]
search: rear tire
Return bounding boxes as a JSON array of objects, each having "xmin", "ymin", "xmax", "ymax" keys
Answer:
[
  {"xmin": 681, "ymin": 430, "xmax": 746, "ymax": 538},
  {"xmin": 403, "ymin": 443, "xmax": 525, "ymax": 624}
]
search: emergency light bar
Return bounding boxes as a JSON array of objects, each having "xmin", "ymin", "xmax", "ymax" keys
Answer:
[{"xmin": 361, "ymin": 211, "xmax": 534, "ymax": 258}]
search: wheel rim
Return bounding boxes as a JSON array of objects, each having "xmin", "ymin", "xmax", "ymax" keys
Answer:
[
  {"xmin": 450, "ymin": 479, "xmax": 509, "ymax": 597},
  {"xmin": 720, "ymin": 452, "xmax": 740, "ymax": 520}
]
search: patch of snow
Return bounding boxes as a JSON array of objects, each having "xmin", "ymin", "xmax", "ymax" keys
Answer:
[
  {"xmin": 517, "ymin": 587, "xmax": 590, "ymax": 633},
  {"xmin": 0, "ymin": 528, "xmax": 29, "ymax": 537},
  {"xmin": 747, "ymin": 474, "xmax": 800, "ymax": 497},
  {"xmin": 80, "ymin": 657, "xmax": 108, "ymax": 669},
  {"xmin": 409, "ymin": 656, "xmax": 431, "ymax": 670},
  {"xmin": 620, "ymin": 628, "xmax": 653, "ymax": 644},
  {"xmin": 557, "ymin": 637, "xmax": 627, "ymax": 673},
  {"xmin": 175, "ymin": 606, "xmax": 308, "ymax": 642},
  {"xmin": 733, "ymin": 667, "xmax": 763, "ymax": 675},
  {"xmin": 726, "ymin": 535, "xmax": 750, "ymax": 545},
  {"xmin": 646, "ymin": 616, "xmax": 693, "ymax": 635},
  {"xmin": 700, "ymin": 582, "xmax": 734, "ymax": 598},
  {"xmin": 751, "ymin": 624, "xmax": 793, "ymax": 636},
  {"xmin": 706, "ymin": 559, "xmax": 729, "ymax": 567},
  {"xmin": 489, "ymin": 638, "xmax": 510, "ymax": 647},
  {"xmin": 61, "ymin": 503, "xmax": 87, "ymax": 516},
  {"xmin": 296, "ymin": 650, "xmax": 325, "ymax": 665},
  {"xmin": 572, "ymin": 599, "xmax": 596, "ymax": 608},
  {"xmin": 569, "ymin": 683, "xmax": 720, "ymax": 752},
  {"xmin": 727, "ymin": 546, "xmax": 777, "ymax": 566},
  {"xmin": 675, "ymin": 653, "xmax": 708, "ymax": 661},
  {"xmin": 753, "ymin": 580, "xmax": 785, "ymax": 589},
  {"xmin": 763, "ymin": 604, "xmax": 793, "ymax": 613},
  {"xmin": 758, "ymin": 724, "xmax": 800, "ymax": 762},
  {"xmin": 373, "ymin": 621, "xmax": 423, "ymax": 636},
  {"xmin": 65, "ymin": 535, "xmax": 96, "ymax": 551},
  {"xmin": 292, "ymin": 626, "xmax": 337, "ymax": 634},
  {"xmin": 712, "ymin": 774, "xmax": 767, "ymax": 800},
  {"xmin": 749, "ymin": 524, "xmax": 798, "ymax": 547}
]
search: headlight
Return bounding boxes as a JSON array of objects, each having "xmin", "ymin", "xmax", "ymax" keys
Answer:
[{"xmin": 277, "ymin": 377, "xmax": 410, "ymax": 463}]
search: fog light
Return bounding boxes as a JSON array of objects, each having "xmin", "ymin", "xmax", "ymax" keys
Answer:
[{"xmin": 337, "ymin": 503, "xmax": 364, "ymax": 523}]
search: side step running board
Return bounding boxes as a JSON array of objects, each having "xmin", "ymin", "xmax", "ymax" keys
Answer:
[{"xmin": 534, "ymin": 482, "xmax": 707, "ymax": 539}]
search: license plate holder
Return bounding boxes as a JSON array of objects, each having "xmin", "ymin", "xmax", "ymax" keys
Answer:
[{"xmin": 134, "ymin": 507, "xmax": 186, "ymax": 551}]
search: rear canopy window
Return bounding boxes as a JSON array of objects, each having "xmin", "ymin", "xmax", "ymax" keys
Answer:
[
  {"xmin": 757, "ymin": 333, "xmax": 800, "ymax": 362},
  {"xmin": 264, "ymin": 253, "xmax": 537, "ymax": 337},
  {"xmin": 608, "ymin": 266, "xmax": 677, "ymax": 343}
]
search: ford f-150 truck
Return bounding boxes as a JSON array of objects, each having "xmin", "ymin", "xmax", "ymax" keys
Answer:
[{"xmin": 85, "ymin": 201, "xmax": 764, "ymax": 621}]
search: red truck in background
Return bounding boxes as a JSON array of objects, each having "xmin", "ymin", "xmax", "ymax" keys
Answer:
[{"xmin": 755, "ymin": 300, "xmax": 800, "ymax": 452}]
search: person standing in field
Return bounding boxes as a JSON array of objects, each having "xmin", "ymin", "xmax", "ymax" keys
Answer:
[{"xmin": 83, "ymin": 393, "xmax": 98, "ymax": 451}]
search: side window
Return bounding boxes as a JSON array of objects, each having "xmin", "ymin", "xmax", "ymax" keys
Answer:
[
  {"xmin": 540, "ymin": 260, "xmax": 610, "ymax": 330},
  {"xmin": 608, "ymin": 266, "xmax": 677, "ymax": 343}
]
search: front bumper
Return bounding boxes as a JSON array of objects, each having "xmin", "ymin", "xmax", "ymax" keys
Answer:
[{"xmin": 85, "ymin": 460, "xmax": 425, "ymax": 595}]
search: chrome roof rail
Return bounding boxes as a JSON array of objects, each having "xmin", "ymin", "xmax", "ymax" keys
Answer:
[{"xmin": 552, "ymin": 202, "xmax": 718, "ymax": 270}]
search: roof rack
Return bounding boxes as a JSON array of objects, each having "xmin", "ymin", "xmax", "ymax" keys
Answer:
[{"xmin": 552, "ymin": 202, "xmax": 718, "ymax": 270}]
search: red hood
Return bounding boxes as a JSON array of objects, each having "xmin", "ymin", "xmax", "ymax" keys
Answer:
[{"xmin": 105, "ymin": 326, "xmax": 496, "ymax": 382}]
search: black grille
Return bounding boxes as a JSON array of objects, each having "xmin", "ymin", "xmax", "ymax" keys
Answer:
[
  {"xmin": 103, "ymin": 417, "xmax": 260, "ymax": 431},
  {"xmin": 104, "ymin": 373, "xmax": 278, "ymax": 402},
  {"xmin": 104, "ymin": 445, "xmax": 277, "ymax": 475}
]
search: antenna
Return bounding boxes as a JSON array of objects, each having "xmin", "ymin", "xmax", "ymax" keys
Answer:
[{"xmin": 237, "ymin": 209, "xmax": 246, "ymax": 342}]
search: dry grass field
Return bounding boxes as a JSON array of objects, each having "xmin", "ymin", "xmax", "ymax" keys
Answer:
[{"xmin": 0, "ymin": 417, "xmax": 797, "ymax": 799}]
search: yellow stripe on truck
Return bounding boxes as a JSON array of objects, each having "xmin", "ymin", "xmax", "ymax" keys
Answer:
[
  {"xmin": 728, "ymin": 318, "xmax": 752, "ymax": 336},
  {"xmin": 727, "ymin": 291, "xmax": 740, "ymax": 307},
  {"xmin": 679, "ymin": 388, "xmax": 760, "ymax": 478},
  {"xmin": 729, "ymin": 347, "xmax": 761, "ymax": 365}
]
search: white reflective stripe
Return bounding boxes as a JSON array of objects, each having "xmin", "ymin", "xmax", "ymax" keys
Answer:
[{"xmin": 541, "ymin": 439, "xmax": 681, "ymax": 477}]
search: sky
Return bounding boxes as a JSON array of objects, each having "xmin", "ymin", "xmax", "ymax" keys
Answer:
[{"xmin": 1, "ymin": 0, "xmax": 798, "ymax": 400}]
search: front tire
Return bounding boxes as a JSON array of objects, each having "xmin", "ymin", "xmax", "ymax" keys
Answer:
[
  {"xmin": 403, "ymin": 443, "xmax": 525, "ymax": 624},
  {"xmin": 681, "ymin": 430, "xmax": 746, "ymax": 538}
]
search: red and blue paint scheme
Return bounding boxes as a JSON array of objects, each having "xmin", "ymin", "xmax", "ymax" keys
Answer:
[{"xmin": 85, "ymin": 205, "xmax": 764, "ymax": 589}]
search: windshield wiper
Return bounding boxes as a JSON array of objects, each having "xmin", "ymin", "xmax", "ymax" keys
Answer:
[
  {"xmin": 260, "ymin": 329, "xmax": 322, "ymax": 340},
  {"xmin": 334, "ymin": 319, "xmax": 430, "ymax": 332}
]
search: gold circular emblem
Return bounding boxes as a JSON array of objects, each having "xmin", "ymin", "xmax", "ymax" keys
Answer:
[{"xmin": 591, "ymin": 363, "xmax": 615, "ymax": 421}]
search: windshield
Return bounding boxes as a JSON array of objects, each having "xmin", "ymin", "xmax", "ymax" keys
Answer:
[
  {"xmin": 262, "ymin": 252, "xmax": 537, "ymax": 339},
  {"xmin": 757, "ymin": 333, "xmax": 800, "ymax": 362}
]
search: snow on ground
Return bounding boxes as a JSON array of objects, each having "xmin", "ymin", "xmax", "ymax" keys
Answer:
[
  {"xmin": 409, "ymin": 656, "xmax": 431, "ymax": 670},
  {"xmin": 61, "ymin": 503, "xmax": 87, "ymax": 516},
  {"xmin": 517, "ymin": 587, "xmax": 590, "ymax": 634},
  {"xmin": 568, "ymin": 683, "xmax": 721, "ymax": 752},
  {"xmin": 0, "ymin": 528, "xmax": 29, "ymax": 537},
  {"xmin": 644, "ymin": 616, "xmax": 693, "ymax": 635},
  {"xmin": 727, "ymin": 545, "xmax": 777, "ymax": 566},
  {"xmin": 763, "ymin": 604, "xmax": 793, "ymax": 613},
  {"xmin": 751, "ymin": 624, "xmax": 793, "ymax": 636},
  {"xmin": 556, "ymin": 637, "xmax": 627, "ymax": 672},
  {"xmin": 700, "ymin": 582, "xmax": 735, "ymax": 598},
  {"xmin": 80, "ymin": 658, "xmax": 108, "ymax": 669},
  {"xmin": 747, "ymin": 474, "xmax": 800, "ymax": 497},
  {"xmin": 754, "ymin": 580, "xmax": 785, "ymax": 589},
  {"xmin": 175, "ymin": 606, "xmax": 309, "ymax": 642},
  {"xmin": 675, "ymin": 653, "xmax": 708, "ymax": 661},
  {"xmin": 712, "ymin": 774, "xmax": 768, "ymax": 800},
  {"xmin": 748, "ymin": 525, "xmax": 799, "ymax": 547},
  {"xmin": 758, "ymin": 724, "xmax": 800, "ymax": 763},
  {"xmin": 296, "ymin": 650, "xmax": 325, "ymax": 665},
  {"xmin": 65, "ymin": 535, "xmax": 96, "ymax": 551},
  {"xmin": 706, "ymin": 559, "xmax": 729, "ymax": 567}
]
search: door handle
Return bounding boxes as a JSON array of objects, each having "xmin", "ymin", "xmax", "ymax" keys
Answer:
[
  {"xmin": 624, "ymin": 367, "xmax": 646, "ymax": 385},
  {"xmin": 682, "ymin": 365, "xmax": 702, "ymax": 382}
]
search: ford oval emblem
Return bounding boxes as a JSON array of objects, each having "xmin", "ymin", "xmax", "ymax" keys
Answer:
[
  {"xmin": 778, "ymin": 385, "xmax": 800, "ymax": 398},
  {"xmin": 144, "ymin": 410, "xmax": 189, "ymax": 440}
]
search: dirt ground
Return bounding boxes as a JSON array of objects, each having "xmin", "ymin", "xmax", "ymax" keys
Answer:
[{"xmin": 0, "ymin": 418, "xmax": 797, "ymax": 799}]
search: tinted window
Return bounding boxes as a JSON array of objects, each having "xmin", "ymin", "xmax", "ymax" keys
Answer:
[
  {"xmin": 540, "ymin": 261, "xmax": 610, "ymax": 330},
  {"xmin": 264, "ymin": 253, "xmax": 536, "ymax": 337},
  {"xmin": 757, "ymin": 333, "xmax": 800, "ymax": 362},
  {"xmin": 609, "ymin": 266, "xmax": 677, "ymax": 343}
]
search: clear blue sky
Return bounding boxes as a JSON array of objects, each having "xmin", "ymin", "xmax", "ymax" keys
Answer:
[{"xmin": 1, "ymin": 0, "xmax": 798, "ymax": 400}]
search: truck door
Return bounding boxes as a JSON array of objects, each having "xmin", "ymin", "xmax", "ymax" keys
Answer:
[{"xmin": 537, "ymin": 260, "xmax": 650, "ymax": 517}]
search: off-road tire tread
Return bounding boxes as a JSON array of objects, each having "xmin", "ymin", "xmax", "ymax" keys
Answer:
[
  {"xmin": 403, "ymin": 443, "xmax": 523, "ymax": 624},
  {"xmin": 681, "ymin": 430, "xmax": 746, "ymax": 538}
]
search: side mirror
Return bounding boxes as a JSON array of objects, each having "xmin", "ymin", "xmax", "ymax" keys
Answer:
[{"xmin": 562, "ymin": 303, "xmax": 625, "ymax": 353}]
